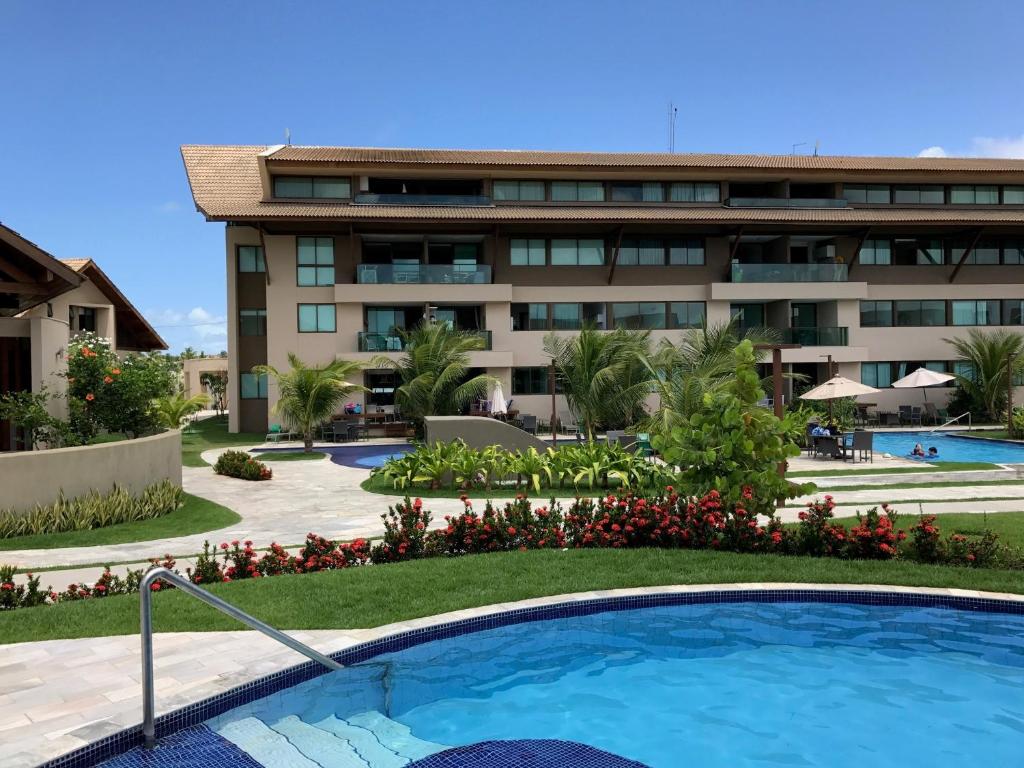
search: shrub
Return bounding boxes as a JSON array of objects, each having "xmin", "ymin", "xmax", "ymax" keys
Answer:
[
  {"xmin": 945, "ymin": 530, "xmax": 1002, "ymax": 568},
  {"xmin": 0, "ymin": 481, "xmax": 183, "ymax": 539},
  {"xmin": 795, "ymin": 497, "xmax": 848, "ymax": 557},
  {"xmin": 214, "ymin": 450, "xmax": 272, "ymax": 481},
  {"xmin": 0, "ymin": 565, "xmax": 48, "ymax": 610},
  {"xmin": 371, "ymin": 498, "xmax": 432, "ymax": 563},
  {"xmin": 847, "ymin": 505, "xmax": 904, "ymax": 560},
  {"xmin": 907, "ymin": 514, "xmax": 943, "ymax": 563}
]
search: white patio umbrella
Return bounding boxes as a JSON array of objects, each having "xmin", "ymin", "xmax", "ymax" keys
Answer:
[
  {"xmin": 891, "ymin": 367, "xmax": 955, "ymax": 401},
  {"xmin": 491, "ymin": 382, "xmax": 508, "ymax": 416},
  {"xmin": 800, "ymin": 376, "xmax": 880, "ymax": 422}
]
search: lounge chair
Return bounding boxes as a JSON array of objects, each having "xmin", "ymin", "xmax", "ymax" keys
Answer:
[
  {"xmin": 635, "ymin": 432, "xmax": 654, "ymax": 458},
  {"xmin": 265, "ymin": 424, "xmax": 295, "ymax": 443},
  {"xmin": 922, "ymin": 401, "xmax": 946, "ymax": 425},
  {"xmin": 606, "ymin": 430, "xmax": 627, "ymax": 445},
  {"xmin": 558, "ymin": 411, "xmax": 579, "ymax": 437}
]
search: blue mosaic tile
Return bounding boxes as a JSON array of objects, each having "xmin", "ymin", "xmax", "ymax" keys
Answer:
[
  {"xmin": 407, "ymin": 739, "xmax": 651, "ymax": 768},
  {"xmin": 94, "ymin": 724, "xmax": 263, "ymax": 768}
]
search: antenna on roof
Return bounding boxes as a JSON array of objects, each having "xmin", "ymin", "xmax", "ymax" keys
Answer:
[
  {"xmin": 814, "ymin": 139, "xmax": 820, "ymax": 157},
  {"xmin": 668, "ymin": 103, "xmax": 678, "ymax": 153},
  {"xmin": 791, "ymin": 142, "xmax": 807, "ymax": 156},
  {"xmin": 285, "ymin": 128, "xmax": 292, "ymax": 146}
]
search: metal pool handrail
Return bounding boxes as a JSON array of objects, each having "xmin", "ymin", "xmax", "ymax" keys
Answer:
[
  {"xmin": 928, "ymin": 411, "xmax": 971, "ymax": 433},
  {"xmin": 139, "ymin": 566, "xmax": 342, "ymax": 749}
]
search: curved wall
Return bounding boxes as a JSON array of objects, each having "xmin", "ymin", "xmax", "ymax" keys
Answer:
[{"xmin": 424, "ymin": 415, "xmax": 548, "ymax": 453}]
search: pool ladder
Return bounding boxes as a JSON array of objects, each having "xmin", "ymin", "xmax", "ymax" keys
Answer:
[
  {"xmin": 927, "ymin": 411, "xmax": 972, "ymax": 433},
  {"xmin": 139, "ymin": 566, "xmax": 342, "ymax": 749}
]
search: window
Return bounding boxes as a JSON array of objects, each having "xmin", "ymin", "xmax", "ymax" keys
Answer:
[
  {"xmin": 950, "ymin": 185, "xmax": 998, "ymax": 204},
  {"xmin": 273, "ymin": 176, "xmax": 351, "ymax": 199},
  {"xmin": 69, "ymin": 306, "xmax": 96, "ymax": 333},
  {"xmin": 893, "ymin": 238, "xmax": 944, "ymax": 265},
  {"xmin": 669, "ymin": 182, "xmax": 719, "ymax": 202},
  {"xmin": 510, "ymin": 238, "xmax": 546, "ymax": 266},
  {"xmin": 895, "ymin": 300, "xmax": 946, "ymax": 326},
  {"xmin": 493, "ymin": 180, "xmax": 545, "ymax": 201},
  {"xmin": 1003, "ymin": 300, "xmax": 1024, "ymax": 325},
  {"xmin": 1004, "ymin": 240, "xmax": 1024, "ymax": 264},
  {"xmin": 552, "ymin": 303, "xmax": 582, "ymax": 330},
  {"xmin": 859, "ymin": 239, "xmax": 892, "ymax": 265},
  {"xmin": 843, "ymin": 184, "xmax": 891, "ymax": 204},
  {"xmin": 668, "ymin": 238, "xmax": 705, "ymax": 265},
  {"xmin": 731, "ymin": 303, "xmax": 765, "ymax": 329},
  {"xmin": 239, "ymin": 309, "xmax": 266, "ymax": 336},
  {"xmin": 297, "ymin": 303, "xmax": 336, "ymax": 333},
  {"xmin": 240, "ymin": 373, "xmax": 268, "ymax": 399},
  {"xmin": 550, "ymin": 181, "xmax": 605, "ymax": 202},
  {"xmin": 618, "ymin": 239, "xmax": 665, "ymax": 265},
  {"xmin": 238, "ymin": 246, "xmax": 265, "ymax": 273},
  {"xmin": 1004, "ymin": 186, "xmax": 1024, "ymax": 204},
  {"xmin": 952, "ymin": 300, "xmax": 1001, "ymax": 326},
  {"xmin": 613, "ymin": 302, "xmax": 665, "ymax": 329},
  {"xmin": 609, "ymin": 182, "xmax": 664, "ymax": 202},
  {"xmin": 512, "ymin": 367, "xmax": 550, "ymax": 395},
  {"xmin": 893, "ymin": 185, "xmax": 944, "ymax": 204},
  {"xmin": 953, "ymin": 360, "xmax": 976, "ymax": 381},
  {"xmin": 670, "ymin": 302, "xmax": 705, "ymax": 329},
  {"xmin": 955, "ymin": 239, "xmax": 1000, "ymax": 265},
  {"xmin": 511, "ymin": 303, "xmax": 548, "ymax": 331},
  {"xmin": 550, "ymin": 238, "xmax": 604, "ymax": 265},
  {"xmin": 861, "ymin": 363, "xmax": 892, "ymax": 388},
  {"xmin": 296, "ymin": 237, "xmax": 334, "ymax": 286},
  {"xmin": 860, "ymin": 300, "xmax": 893, "ymax": 327}
]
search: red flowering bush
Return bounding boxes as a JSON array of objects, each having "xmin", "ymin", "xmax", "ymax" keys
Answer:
[
  {"xmin": 908, "ymin": 515, "xmax": 943, "ymax": 563},
  {"xmin": 214, "ymin": 450, "xmax": 272, "ymax": 481},
  {"xmin": 434, "ymin": 495, "xmax": 566, "ymax": 556},
  {"xmin": 289, "ymin": 533, "xmax": 370, "ymax": 573},
  {"xmin": 795, "ymin": 496, "xmax": 848, "ymax": 557},
  {"xmin": 0, "ymin": 566, "xmax": 47, "ymax": 610},
  {"xmin": 945, "ymin": 530, "xmax": 1002, "ymax": 568},
  {"xmin": 847, "ymin": 505, "xmax": 905, "ymax": 560},
  {"xmin": 371, "ymin": 497, "xmax": 431, "ymax": 563}
]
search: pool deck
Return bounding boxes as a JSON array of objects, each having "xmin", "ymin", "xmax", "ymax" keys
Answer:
[{"xmin": 3, "ymin": 582, "xmax": 1022, "ymax": 768}]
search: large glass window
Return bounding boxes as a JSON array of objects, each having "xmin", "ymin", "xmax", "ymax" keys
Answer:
[
  {"xmin": 1003, "ymin": 300, "xmax": 1024, "ymax": 326},
  {"xmin": 297, "ymin": 303, "xmax": 336, "ymax": 333},
  {"xmin": 950, "ymin": 185, "xmax": 999, "ymax": 204},
  {"xmin": 730, "ymin": 303, "xmax": 765, "ymax": 329},
  {"xmin": 510, "ymin": 238, "xmax": 546, "ymax": 266},
  {"xmin": 893, "ymin": 238, "xmax": 944, "ymax": 265},
  {"xmin": 955, "ymin": 239, "xmax": 1000, "ymax": 265},
  {"xmin": 668, "ymin": 238, "xmax": 705, "ymax": 265},
  {"xmin": 550, "ymin": 181, "xmax": 605, "ymax": 202},
  {"xmin": 552, "ymin": 303, "xmax": 582, "ymax": 330},
  {"xmin": 895, "ymin": 300, "xmax": 946, "ymax": 326},
  {"xmin": 618, "ymin": 239, "xmax": 664, "ymax": 265},
  {"xmin": 1004, "ymin": 240, "xmax": 1024, "ymax": 264},
  {"xmin": 861, "ymin": 363, "xmax": 892, "ymax": 388},
  {"xmin": 296, "ymin": 237, "xmax": 334, "ymax": 286},
  {"xmin": 238, "ymin": 246, "xmax": 265, "ymax": 273},
  {"xmin": 859, "ymin": 239, "xmax": 892, "ymax": 265},
  {"xmin": 239, "ymin": 309, "xmax": 266, "ymax": 336},
  {"xmin": 1004, "ymin": 186, "xmax": 1024, "ymax": 204},
  {"xmin": 240, "ymin": 373, "xmax": 268, "ymax": 399},
  {"xmin": 69, "ymin": 306, "xmax": 96, "ymax": 333},
  {"xmin": 273, "ymin": 176, "xmax": 351, "ymax": 199},
  {"xmin": 493, "ymin": 180, "xmax": 545, "ymax": 201},
  {"xmin": 511, "ymin": 303, "xmax": 548, "ymax": 331},
  {"xmin": 669, "ymin": 182, "xmax": 719, "ymax": 202},
  {"xmin": 609, "ymin": 182, "xmax": 664, "ymax": 202},
  {"xmin": 550, "ymin": 238, "xmax": 605, "ymax": 265},
  {"xmin": 952, "ymin": 300, "xmax": 1001, "ymax": 326},
  {"xmin": 860, "ymin": 300, "xmax": 894, "ymax": 327},
  {"xmin": 613, "ymin": 302, "xmax": 665, "ymax": 329},
  {"xmin": 670, "ymin": 302, "xmax": 705, "ymax": 329},
  {"xmin": 893, "ymin": 185, "xmax": 945, "ymax": 204},
  {"xmin": 843, "ymin": 184, "xmax": 891, "ymax": 204},
  {"xmin": 512, "ymin": 367, "xmax": 550, "ymax": 395}
]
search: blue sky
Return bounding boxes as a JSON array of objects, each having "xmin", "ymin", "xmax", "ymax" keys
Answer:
[{"xmin": 2, "ymin": 0, "xmax": 1023, "ymax": 352}]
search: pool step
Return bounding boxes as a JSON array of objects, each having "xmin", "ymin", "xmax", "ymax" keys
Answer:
[
  {"xmin": 271, "ymin": 715, "xmax": 374, "ymax": 767},
  {"xmin": 311, "ymin": 715, "xmax": 409, "ymax": 767},
  {"xmin": 346, "ymin": 710, "xmax": 447, "ymax": 761},
  {"xmin": 216, "ymin": 716, "xmax": 323, "ymax": 768}
]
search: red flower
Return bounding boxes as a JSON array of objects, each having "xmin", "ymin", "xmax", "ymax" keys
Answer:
[
  {"xmin": 103, "ymin": 376, "xmax": 113, "ymax": 384},
  {"xmin": 150, "ymin": 583, "xmax": 161, "ymax": 592},
  {"xmin": 85, "ymin": 393, "xmax": 95, "ymax": 401},
  {"xmin": 111, "ymin": 368, "xmax": 121, "ymax": 375},
  {"xmin": 507, "ymin": 526, "xmax": 517, "ymax": 535}
]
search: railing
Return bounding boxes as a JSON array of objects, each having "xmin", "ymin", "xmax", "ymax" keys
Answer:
[
  {"xmin": 357, "ymin": 263, "xmax": 492, "ymax": 284},
  {"xmin": 354, "ymin": 193, "xmax": 492, "ymax": 207},
  {"xmin": 929, "ymin": 412, "xmax": 972, "ymax": 433},
  {"xmin": 725, "ymin": 197, "xmax": 848, "ymax": 208},
  {"xmin": 140, "ymin": 566, "xmax": 341, "ymax": 749},
  {"xmin": 358, "ymin": 329, "xmax": 491, "ymax": 352},
  {"xmin": 730, "ymin": 263, "xmax": 848, "ymax": 282},
  {"xmin": 782, "ymin": 327, "xmax": 849, "ymax": 346}
]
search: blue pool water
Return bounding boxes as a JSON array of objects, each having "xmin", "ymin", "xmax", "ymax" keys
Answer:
[
  {"xmin": 871, "ymin": 430, "xmax": 1024, "ymax": 463},
  {"xmin": 201, "ymin": 601, "xmax": 1024, "ymax": 767}
]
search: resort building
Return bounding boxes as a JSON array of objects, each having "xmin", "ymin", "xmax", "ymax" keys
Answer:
[
  {"xmin": 181, "ymin": 145, "xmax": 1024, "ymax": 433},
  {"xmin": 0, "ymin": 223, "xmax": 166, "ymax": 450}
]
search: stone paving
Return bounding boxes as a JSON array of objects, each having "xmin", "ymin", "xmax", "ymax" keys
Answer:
[{"xmin": 3, "ymin": 582, "xmax": 1021, "ymax": 768}]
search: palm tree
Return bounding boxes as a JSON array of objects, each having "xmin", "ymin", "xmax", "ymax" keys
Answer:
[
  {"xmin": 544, "ymin": 326, "xmax": 653, "ymax": 441},
  {"xmin": 152, "ymin": 393, "xmax": 210, "ymax": 429},
  {"xmin": 945, "ymin": 329, "xmax": 1024, "ymax": 421},
  {"xmin": 253, "ymin": 354, "xmax": 364, "ymax": 451},
  {"xmin": 372, "ymin": 323, "xmax": 497, "ymax": 429}
]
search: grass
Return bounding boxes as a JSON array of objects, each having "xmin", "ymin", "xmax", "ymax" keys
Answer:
[
  {"xmin": 0, "ymin": 493, "xmax": 239, "ymax": 551},
  {"xmin": 182, "ymin": 415, "xmax": 264, "ymax": 467},
  {"xmin": 254, "ymin": 451, "xmax": 327, "ymax": 462},
  {"xmin": 782, "ymin": 510, "xmax": 1024, "ymax": 549},
  {"xmin": 788, "ymin": 461, "xmax": 1000, "ymax": 477},
  {"xmin": 5, "ymin": 545, "xmax": 1024, "ymax": 645},
  {"xmin": 821, "ymin": 478, "xmax": 1024, "ymax": 493},
  {"xmin": 960, "ymin": 430, "xmax": 1023, "ymax": 442}
]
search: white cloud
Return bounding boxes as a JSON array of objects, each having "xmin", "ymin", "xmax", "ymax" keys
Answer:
[
  {"xmin": 156, "ymin": 201, "xmax": 182, "ymax": 213},
  {"xmin": 918, "ymin": 134, "xmax": 1024, "ymax": 159},
  {"xmin": 145, "ymin": 306, "xmax": 227, "ymax": 353}
]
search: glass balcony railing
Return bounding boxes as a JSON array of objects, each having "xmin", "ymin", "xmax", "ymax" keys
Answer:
[
  {"xmin": 358, "ymin": 330, "xmax": 491, "ymax": 352},
  {"xmin": 725, "ymin": 197, "xmax": 848, "ymax": 208},
  {"xmin": 354, "ymin": 193, "xmax": 493, "ymax": 207},
  {"xmin": 357, "ymin": 263, "xmax": 492, "ymax": 284},
  {"xmin": 730, "ymin": 263, "xmax": 848, "ymax": 282},
  {"xmin": 782, "ymin": 327, "xmax": 849, "ymax": 346}
]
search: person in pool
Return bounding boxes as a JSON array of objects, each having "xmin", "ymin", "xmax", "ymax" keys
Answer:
[
  {"xmin": 928, "ymin": 446, "xmax": 939, "ymax": 458},
  {"xmin": 911, "ymin": 443, "xmax": 926, "ymax": 457}
]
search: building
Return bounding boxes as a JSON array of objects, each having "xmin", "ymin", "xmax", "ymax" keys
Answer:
[
  {"xmin": 0, "ymin": 223, "xmax": 166, "ymax": 450},
  {"xmin": 181, "ymin": 145, "xmax": 1024, "ymax": 434},
  {"xmin": 182, "ymin": 356, "xmax": 228, "ymax": 409}
]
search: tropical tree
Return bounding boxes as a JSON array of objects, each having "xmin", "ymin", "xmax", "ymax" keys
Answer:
[
  {"xmin": 253, "ymin": 354, "xmax": 364, "ymax": 451},
  {"xmin": 152, "ymin": 393, "xmax": 211, "ymax": 429},
  {"xmin": 200, "ymin": 371, "xmax": 228, "ymax": 413},
  {"xmin": 372, "ymin": 322, "xmax": 497, "ymax": 430},
  {"xmin": 544, "ymin": 326, "xmax": 653, "ymax": 441},
  {"xmin": 945, "ymin": 329, "xmax": 1024, "ymax": 421}
]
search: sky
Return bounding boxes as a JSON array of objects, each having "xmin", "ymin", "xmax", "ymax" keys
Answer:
[{"xmin": 2, "ymin": 0, "xmax": 1024, "ymax": 353}]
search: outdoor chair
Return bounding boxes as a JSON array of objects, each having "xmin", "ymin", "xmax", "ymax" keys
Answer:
[
  {"xmin": 897, "ymin": 405, "xmax": 922, "ymax": 426},
  {"xmin": 922, "ymin": 401, "xmax": 945, "ymax": 425},
  {"xmin": 812, "ymin": 435, "xmax": 841, "ymax": 459},
  {"xmin": 605, "ymin": 430, "xmax": 626, "ymax": 446},
  {"xmin": 558, "ymin": 411, "xmax": 579, "ymax": 437},
  {"xmin": 805, "ymin": 423, "xmax": 820, "ymax": 456},
  {"xmin": 520, "ymin": 414, "xmax": 538, "ymax": 435},
  {"xmin": 331, "ymin": 422, "xmax": 350, "ymax": 442},
  {"xmin": 347, "ymin": 422, "xmax": 369, "ymax": 441},
  {"xmin": 265, "ymin": 424, "xmax": 295, "ymax": 443},
  {"xmin": 619, "ymin": 434, "xmax": 637, "ymax": 452},
  {"xmin": 635, "ymin": 432, "xmax": 654, "ymax": 458},
  {"xmin": 844, "ymin": 430, "xmax": 874, "ymax": 463}
]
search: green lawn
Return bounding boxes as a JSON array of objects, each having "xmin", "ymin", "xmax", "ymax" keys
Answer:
[
  {"xmin": 255, "ymin": 451, "xmax": 327, "ymax": 462},
  {"xmin": 960, "ymin": 430, "xmax": 1023, "ymax": 442},
  {"xmin": 4, "ymin": 546, "xmax": 1024, "ymax": 644},
  {"xmin": 0, "ymin": 493, "xmax": 239, "ymax": 551},
  {"xmin": 182, "ymin": 415, "xmax": 265, "ymax": 467},
  {"xmin": 821, "ymin": 478, "xmax": 1024, "ymax": 493},
  {"xmin": 788, "ymin": 461, "xmax": 999, "ymax": 477},
  {"xmin": 781, "ymin": 510, "xmax": 1024, "ymax": 549}
]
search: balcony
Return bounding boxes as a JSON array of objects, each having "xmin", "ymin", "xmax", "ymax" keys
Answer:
[
  {"xmin": 357, "ymin": 330, "xmax": 492, "ymax": 352},
  {"xmin": 357, "ymin": 264, "xmax": 492, "ymax": 285},
  {"xmin": 725, "ymin": 197, "xmax": 848, "ymax": 209},
  {"xmin": 782, "ymin": 327, "xmax": 849, "ymax": 346},
  {"xmin": 730, "ymin": 263, "xmax": 848, "ymax": 283},
  {"xmin": 354, "ymin": 193, "xmax": 492, "ymax": 207}
]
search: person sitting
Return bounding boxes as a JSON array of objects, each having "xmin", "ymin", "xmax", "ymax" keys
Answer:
[
  {"xmin": 826, "ymin": 422, "xmax": 841, "ymax": 436},
  {"xmin": 911, "ymin": 443, "xmax": 926, "ymax": 457},
  {"xmin": 928, "ymin": 446, "xmax": 939, "ymax": 458},
  {"xmin": 811, "ymin": 424, "xmax": 829, "ymax": 437}
]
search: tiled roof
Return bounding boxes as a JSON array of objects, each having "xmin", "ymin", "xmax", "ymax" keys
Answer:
[
  {"xmin": 61, "ymin": 258, "xmax": 91, "ymax": 272},
  {"xmin": 180, "ymin": 145, "xmax": 1024, "ymax": 225}
]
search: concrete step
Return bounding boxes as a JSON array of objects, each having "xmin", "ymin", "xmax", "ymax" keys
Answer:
[
  {"xmin": 346, "ymin": 710, "xmax": 447, "ymax": 762},
  {"xmin": 270, "ymin": 715, "xmax": 372, "ymax": 768},
  {"xmin": 215, "ymin": 716, "xmax": 322, "ymax": 768}
]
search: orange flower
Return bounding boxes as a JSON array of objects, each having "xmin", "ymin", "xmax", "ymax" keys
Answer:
[
  {"xmin": 111, "ymin": 368, "xmax": 121, "ymax": 375},
  {"xmin": 81, "ymin": 348, "xmax": 91, "ymax": 357},
  {"xmin": 103, "ymin": 376, "xmax": 113, "ymax": 384},
  {"xmin": 85, "ymin": 393, "xmax": 95, "ymax": 401}
]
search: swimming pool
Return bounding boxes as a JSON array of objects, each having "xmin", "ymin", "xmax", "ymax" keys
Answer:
[
  {"xmin": 98, "ymin": 595, "xmax": 1024, "ymax": 768},
  {"xmin": 255, "ymin": 443, "xmax": 413, "ymax": 468},
  {"xmin": 872, "ymin": 430, "xmax": 1024, "ymax": 463}
]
